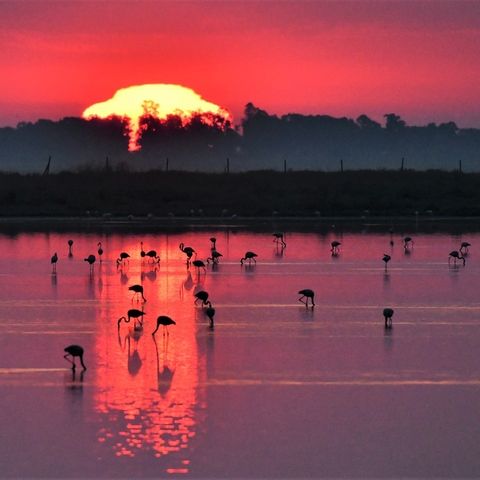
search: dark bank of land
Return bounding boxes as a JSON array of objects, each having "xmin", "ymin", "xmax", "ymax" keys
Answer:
[{"xmin": 0, "ymin": 170, "xmax": 479, "ymax": 218}]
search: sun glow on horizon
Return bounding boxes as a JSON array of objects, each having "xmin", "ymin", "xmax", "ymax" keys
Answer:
[{"xmin": 82, "ymin": 84, "xmax": 231, "ymax": 151}]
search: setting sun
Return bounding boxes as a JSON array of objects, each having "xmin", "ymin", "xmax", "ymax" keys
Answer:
[{"xmin": 82, "ymin": 84, "xmax": 231, "ymax": 151}]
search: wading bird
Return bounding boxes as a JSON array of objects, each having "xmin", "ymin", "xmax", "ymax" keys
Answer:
[
  {"xmin": 118, "ymin": 309, "xmax": 145, "ymax": 330},
  {"xmin": 207, "ymin": 250, "xmax": 223, "ymax": 264},
  {"xmin": 51, "ymin": 252, "xmax": 58, "ymax": 273},
  {"xmin": 383, "ymin": 254, "xmax": 391, "ymax": 270},
  {"xmin": 210, "ymin": 237, "xmax": 217, "ymax": 250},
  {"xmin": 240, "ymin": 251, "xmax": 258, "ymax": 265},
  {"xmin": 84, "ymin": 254, "xmax": 96, "ymax": 272},
  {"xmin": 97, "ymin": 242, "xmax": 103, "ymax": 262},
  {"xmin": 152, "ymin": 316, "xmax": 176, "ymax": 336},
  {"xmin": 205, "ymin": 306, "xmax": 216, "ymax": 329},
  {"xmin": 116, "ymin": 252, "xmax": 130, "ymax": 266},
  {"xmin": 298, "ymin": 289, "xmax": 315, "ymax": 307},
  {"xmin": 140, "ymin": 242, "xmax": 160, "ymax": 263},
  {"xmin": 67, "ymin": 239, "xmax": 74, "ymax": 257},
  {"xmin": 129, "ymin": 284, "xmax": 147, "ymax": 303},
  {"xmin": 273, "ymin": 232, "xmax": 287, "ymax": 247},
  {"xmin": 403, "ymin": 237, "xmax": 413, "ymax": 250},
  {"xmin": 449, "ymin": 250, "xmax": 465, "ymax": 266},
  {"xmin": 331, "ymin": 241, "xmax": 341, "ymax": 255},
  {"xmin": 194, "ymin": 290, "xmax": 211, "ymax": 307},
  {"xmin": 179, "ymin": 243, "xmax": 196, "ymax": 267},
  {"xmin": 460, "ymin": 242, "xmax": 471, "ymax": 254},
  {"xmin": 192, "ymin": 260, "xmax": 207, "ymax": 274},
  {"xmin": 383, "ymin": 308, "xmax": 394, "ymax": 328},
  {"xmin": 64, "ymin": 344, "xmax": 87, "ymax": 370}
]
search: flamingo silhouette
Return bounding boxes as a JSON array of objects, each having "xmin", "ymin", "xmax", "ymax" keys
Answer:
[
  {"xmin": 67, "ymin": 239, "xmax": 74, "ymax": 257},
  {"xmin": 141, "ymin": 242, "xmax": 160, "ymax": 263},
  {"xmin": 51, "ymin": 252, "xmax": 58, "ymax": 273},
  {"xmin": 273, "ymin": 232, "xmax": 287, "ymax": 247},
  {"xmin": 129, "ymin": 284, "xmax": 147, "ymax": 303},
  {"xmin": 210, "ymin": 237, "xmax": 217, "ymax": 251},
  {"xmin": 64, "ymin": 345, "xmax": 87, "ymax": 370},
  {"xmin": 331, "ymin": 241, "xmax": 341, "ymax": 255},
  {"xmin": 205, "ymin": 306, "xmax": 215, "ymax": 329},
  {"xmin": 97, "ymin": 242, "xmax": 103, "ymax": 262},
  {"xmin": 460, "ymin": 242, "xmax": 471, "ymax": 254},
  {"xmin": 194, "ymin": 290, "xmax": 212, "ymax": 307},
  {"xmin": 152, "ymin": 316, "xmax": 176, "ymax": 336},
  {"xmin": 118, "ymin": 309, "xmax": 145, "ymax": 330},
  {"xmin": 403, "ymin": 237, "xmax": 413, "ymax": 250},
  {"xmin": 383, "ymin": 254, "xmax": 391, "ymax": 270},
  {"xmin": 116, "ymin": 252, "xmax": 130, "ymax": 266},
  {"xmin": 207, "ymin": 250, "xmax": 223, "ymax": 264},
  {"xmin": 298, "ymin": 289, "xmax": 315, "ymax": 307},
  {"xmin": 192, "ymin": 259, "xmax": 206, "ymax": 273},
  {"xmin": 240, "ymin": 251, "xmax": 258, "ymax": 265},
  {"xmin": 84, "ymin": 254, "xmax": 96, "ymax": 273},
  {"xmin": 179, "ymin": 243, "xmax": 196, "ymax": 267},
  {"xmin": 449, "ymin": 250, "xmax": 465, "ymax": 266},
  {"xmin": 153, "ymin": 335, "xmax": 175, "ymax": 396},
  {"xmin": 383, "ymin": 308, "xmax": 394, "ymax": 328}
]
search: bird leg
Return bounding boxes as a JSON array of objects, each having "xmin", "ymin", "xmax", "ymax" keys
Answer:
[{"xmin": 64, "ymin": 354, "xmax": 76, "ymax": 369}]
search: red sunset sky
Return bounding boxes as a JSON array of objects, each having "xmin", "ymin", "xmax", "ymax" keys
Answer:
[{"xmin": 1, "ymin": 0, "xmax": 479, "ymax": 128}]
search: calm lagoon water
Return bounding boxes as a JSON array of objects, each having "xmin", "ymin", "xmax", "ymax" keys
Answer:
[{"xmin": 1, "ymin": 227, "xmax": 480, "ymax": 478}]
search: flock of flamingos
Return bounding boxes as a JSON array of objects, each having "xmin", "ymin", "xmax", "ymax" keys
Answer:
[{"xmin": 57, "ymin": 232, "xmax": 472, "ymax": 372}]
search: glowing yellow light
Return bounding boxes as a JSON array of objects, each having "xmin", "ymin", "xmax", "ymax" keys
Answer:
[{"xmin": 82, "ymin": 84, "xmax": 231, "ymax": 151}]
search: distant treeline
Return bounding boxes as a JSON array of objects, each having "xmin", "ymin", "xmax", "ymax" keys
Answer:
[
  {"xmin": 0, "ymin": 170, "xmax": 479, "ymax": 217},
  {"xmin": 1, "ymin": 103, "xmax": 480, "ymax": 172}
]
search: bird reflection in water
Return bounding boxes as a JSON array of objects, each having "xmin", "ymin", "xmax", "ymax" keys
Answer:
[
  {"xmin": 180, "ymin": 271, "xmax": 194, "ymax": 299},
  {"xmin": 141, "ymin": 265, "xmax": 158, "ymax": 283},
  {"xmin": 118, "ymin": 325, "xmax": 144, "ymax": 377},
  {"xmin": 153, "ymin": 335, "xmax": 175, "ymax": 396},
  {"xmin": 65, "ymin": 368, "xmax": 85, "ymax": 393}
]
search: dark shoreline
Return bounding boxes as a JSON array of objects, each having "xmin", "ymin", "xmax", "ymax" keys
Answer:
[{"xmin": 0, "ymin": 215, "xmax": 479, "ymax": 234}]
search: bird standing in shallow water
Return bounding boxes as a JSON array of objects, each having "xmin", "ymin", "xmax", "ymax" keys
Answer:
[
  {"xmin": 403, "ymin": 237, "xmax": 413, "ymax": 250},
  {"xmin": 192, "ymin": 259, "xmax": 206, "ymax": 273},
  {"xmin": 84, "ymin": 254, "xmax": 96, "ymax": 273},
  {"xmin": 207, "ymin": 250, "xmax": 223, "ymax": 264},
  {"xmin": 240, "ymin": 251, "xmax": 258, "ymax": 265},
  {"xmin": 67, "ymin": 239, "xmax": 74, "ymax": 257},
  {"xmin": 205, "ymin": 306, "xmax": 215, "ymax": 329},
  {"xmin": 194, "ymin": 290, "xmax": 211, "ymax": 307},
  {"xmin": 298, "ymin": 289, "xmax": 315, "ymax": 307},
  {"xmin": 383, "ymin": 308, "xmax": 394, "ymax": 328},
  {"xmin": 129, "ymin": 284, "xmax": 147, "ymax": 303},
  {"xmin": 273, "ymin": 232, "xmax": 287, "ymax": 248},
  {"xmin": 179, "ymin": 243, "xmax": 196, "ymax": 267},
  {"xmin": 64, "ymin": 345, "xmax": 87, "ymax": 370},
  {"xmin": 116, "ymin": 252, "xmax": 130, "ymax": 266},
  {"xmin": 118, "ymin": 309, "xmax": 145, "ymax": 330},
  {"xmin": 449, "ymin": 250, "xmax": 465, "ymax": 266},
  {"xmin": 152, "ymin": 316, "xmax": 176, "ymax": 336},
  {"xmin": 51, "ymin": 252, "xmax": 58, "ymax": 273},
  {"xmin": 97, "ymin": 242, "xmax": 103, "ymax": 262},
  {"xmin": 383, "ymin": 254, "xmax": 391, "ymax": 270},
  {"xmin": 460, "ymin": 242, "xmax": 471, "ymax": 255},
  {"xmin": 331, "ymin": 241, "xmax": 341, "ymax": 255}
]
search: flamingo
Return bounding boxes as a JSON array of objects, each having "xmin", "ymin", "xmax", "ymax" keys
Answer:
[
  {"xmin": 383, "ymin": 308, "xmax": 394, "ymax": 328},
  {"xmin": 152, "ymin": 316, "xmax": 176, "ymax": 336},
  {"xmin": 210, "ymin": 237, "xmax": 217, "ymax": 250},
  {"xmin": 273, "ymin": 232, "xmax": 287, "ymax": 247},
  {"xmin": 205, "ymin": 306, "xmax": 215, "ymax": 329},
  {"xmin": 64, "ymin": 345, "xmax": 87, "ymax": 370},
  {"xmin": 84, "ymin": 254, "xmax": 96, "ymax": 272},
  {"xmin": 118, "ymin": 309, "xmax": 145, "ymax": 330},
  {"xmin": 207, "ymin": 250, "xmax": 223, "ymax": 264},
  {"xmin": 192, "ymin": 259, "xmax": 206, "ymax": 273},
  {"xmin": 449, "ymin": 250, "xmax": 465, "ymax": 266},
  {"xmin": 331, "ymin": 241, "xmax": 341, "ymax": 255},
  {"xmin": 403, "ymin": 236, "xmax": 413, "ymax": 250},
  {"xmin": 129, "ymin": 284, "xmax": 147, "ymax": 303},
  {"xmin": 97, "ymin": 242, "xmax": 103, "ymax": 262},
  {"xmin": 460, "ymin": 242, "xmax": 471, "ymax": 254},
  {"xmin": 140, "ymin": 242, "xmax": 160, "ymax": 263},
  {"xmin": 240, "ymin": 251, "xmax": 258, "ymax": 265},
  {"xmin": 67, "ymin": 239, "xmax": 74, "ymax": 257},
  {"xmin": 116, "ymin": 252, "xmax": 130, "ymax": 266},
  {"xmin": 51, "ymin": 252, "xmax": 58, "ymax": 273},
  {"xmin": 298, "ymin": 289, "xmax": 315, "ymax": 307},
  {"xmin": 179, "ymin": 243, "xmax": 196, "ymax": 267},
  {"xmin": 383, "ymin": 254, "xmax": 391, "ymax": 270},
  {"xmin": 194, "ymin": 290, "xmax": 212, "ymax": 307}
]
